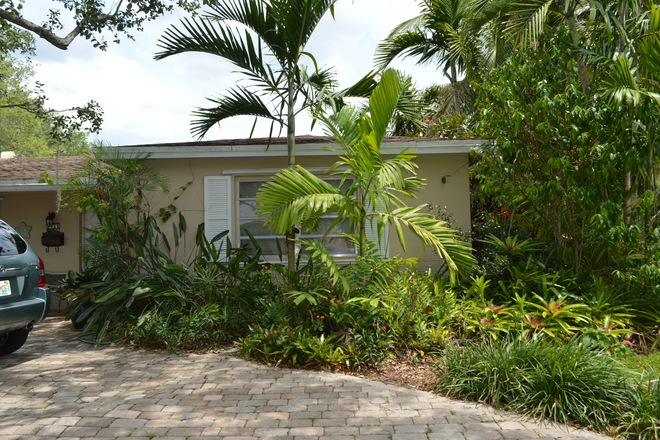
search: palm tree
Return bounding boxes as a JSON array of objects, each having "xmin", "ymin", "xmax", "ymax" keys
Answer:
[
  {"xmin": 374, "ymin": 0, "xmax": 483, "ymax": 113},
  {"xmin": 154, "ymin": 0, "xmax": 337, "ymax": 165},
  {"xmin": 154, "ymin": 0, "xmax": 337, "ymax": 270},
  {"xmin": 255, "ymin": 69, "xmax": 475, "ymax": 283},
  {"xmin": 597, "ymin": 3, "xmax": 660, "ymax": 230}
]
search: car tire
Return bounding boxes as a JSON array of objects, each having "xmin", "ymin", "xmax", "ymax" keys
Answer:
[{"xmin": 0, "ymin": 329, "xmax": 30, "ymax": 355}]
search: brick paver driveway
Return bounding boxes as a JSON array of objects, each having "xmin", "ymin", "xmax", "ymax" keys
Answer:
[{"xmin": 0, "ymin": 317, "xmax": 607, "ymax": 440}]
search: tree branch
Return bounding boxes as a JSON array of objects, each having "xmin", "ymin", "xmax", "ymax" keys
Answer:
[{"xmin": 0, "ymin": 8, "xmax": 115, "ymax": 50}]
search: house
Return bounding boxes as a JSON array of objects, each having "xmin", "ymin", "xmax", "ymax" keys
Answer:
[
  {"xmin": 0, "ymin": 135, "xmax": 483, "ymax": 295},
  {"xmin": 111, "ymin": 135, "xmax": 484, "ymax": 270}
]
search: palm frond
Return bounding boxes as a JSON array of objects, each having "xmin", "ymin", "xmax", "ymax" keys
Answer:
[
  {"xmin": 374, "ymin": 30, "xmax": 449, "ymax": 70},
  {"xmin": 204, "ymin": 0, "xmax": 289, "ymax": 65},
  {"xmin": 601, "ymin": 54, "xmax": 642, "ymax": 106},
  {"xmin": 155, "ymin": 17, "xmax": 267, "ymax": 79},
  {"xmin": 296, "ymin": 238, "xmax": 349, "ymax": 292},
  {"xmin": 317, "ymin": 105, "xmax": 363, "ymax": 153},
  {"xmin": 369, "ymin": 69, "xmax": 405, "ymax": 147},
  {"xmin": 506, "ymin": 0, "xmax": 554, "ymax": 47},
  {"xmin": 269, "ymin": 0, "xmax": 338, "ymax": 63},
  {"xmin": 191, "ymin": 87, "xmax": 276, "ymax": 139},
  {"xmin": 256, "ymin": 166, "xmax": 345, "ymax": 234},
  {"xmin": 379, "ymin": 205, "xmax": 475, "ymax": 284}
]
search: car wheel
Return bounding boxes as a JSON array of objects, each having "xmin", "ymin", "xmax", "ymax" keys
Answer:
[{"xmin": 0, "ymin": 329, "xmax": 30, "ymax": 355}]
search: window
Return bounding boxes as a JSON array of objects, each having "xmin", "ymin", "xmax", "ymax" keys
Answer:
[
  {"xmin": 203, "ymin": 175, "xmax": 388, "ymax": 260},
  {"xmin": 0, "ymin": 223, "xmax": 27, "ymax": 255},
  {"xmin": 237, "ymin": 179, "xmax": 356, "ymax": 258}
]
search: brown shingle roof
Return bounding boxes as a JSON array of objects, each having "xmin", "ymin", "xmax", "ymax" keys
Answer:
[{"xmin": 0, "ymin": 156, "xmax": 90, "ymax": 181}]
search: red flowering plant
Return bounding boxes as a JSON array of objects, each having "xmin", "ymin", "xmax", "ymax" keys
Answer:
[
  {"xmin": 525, "ymin": 293, "xmax": 590, "ymax": 338},
  {"xmin": 581, "ymin": 315, "xmax": 633, "ymax": 355}
]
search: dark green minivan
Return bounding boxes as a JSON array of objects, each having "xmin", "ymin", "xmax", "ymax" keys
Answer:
[{"xmin": 0, "ymin": 220, "xmax": 50, "ymax": 355}]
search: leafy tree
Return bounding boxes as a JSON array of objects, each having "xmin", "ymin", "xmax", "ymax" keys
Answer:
[
  {"xmin": 0, "ymin": 43, "xmax": 93, "ymax": 156},
  {"xmin": 62, "ymin": 148, "xmax": 169, "ymax": 277},
  {"xmin": 591, "ymin": 3, "xmax": 660, "ymax": 231},
  {"xmin": 473, "ymin": 29, "xmax": 620, "ymax": 272},
  {"xmin": 256, "ymin": 69, "xmax": 475, "ymax": 283}
]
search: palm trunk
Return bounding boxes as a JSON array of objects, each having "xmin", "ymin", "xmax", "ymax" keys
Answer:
[
  {"xmin": 450, "ymin": 61, "xmax": 460, "ymax": 113},
  {"xmin": 623, "ymin": 168, "xmax": 632, "ymax": 225},
  {"xmin": 358, "ymin": 204, "xmax": 367, "ymax": 258},
  {"xmin": 646, "ymin": 132, "xmax": 653, "ymax": 235},
  {"xmin": 286, "ymin": 74, "xmax": 297, "ymax": 272},
  {"xmin": 645, "ymin": 125, "xmax": 654, "ymax": 265}
]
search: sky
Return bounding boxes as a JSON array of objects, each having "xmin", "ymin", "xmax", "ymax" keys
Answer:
[{"xmin": 21, "ymin": 0, "xmax": 446, "ymax": 146}]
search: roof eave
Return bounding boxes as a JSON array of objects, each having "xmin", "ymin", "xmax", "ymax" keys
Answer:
[
  {"xmin": 110, "ymin": 139, "xmax": 486, "ymax": 159},
  {"xmin": 0, "ymin": 180, "xmax": 60, "ymax": 192}
]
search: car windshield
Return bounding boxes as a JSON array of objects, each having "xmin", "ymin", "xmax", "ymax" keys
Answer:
[{"xmin": 0, "ymin": 226, "xmax": 27, "ymax": 256}]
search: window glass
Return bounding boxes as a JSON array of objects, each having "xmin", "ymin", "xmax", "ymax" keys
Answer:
[
  {"xmin": 0, "ymin": 225, "xmax": 28, "ymax": 255},
  {"xmin": 237, "ymin": 179, "xmax": 356, "ymax": 258}
]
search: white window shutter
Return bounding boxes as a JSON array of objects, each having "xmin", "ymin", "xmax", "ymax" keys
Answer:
[
  {"xmin": 204, "ymin": 176, "xmax": 232, "ymax": 253},
  {"xmin": 82, "ymin": 209, "xmax": 99, "ymax": 245},
  {"xmin": 365, "ymin": 201, "xmax": 389, "ymax": 258}
]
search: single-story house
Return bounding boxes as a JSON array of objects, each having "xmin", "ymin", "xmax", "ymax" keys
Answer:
[
  {"xmin": 0, "ymin": 135, "xmax": 484, "ymax": 309},
  {"xmin": 111, "ymin": 135, "xmax": 484, "ymax": 270}
]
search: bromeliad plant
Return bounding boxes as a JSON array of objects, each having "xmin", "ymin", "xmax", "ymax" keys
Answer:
[{"xmin": 256, "ymin": 69, "xmax": 474, "ymax": 283}]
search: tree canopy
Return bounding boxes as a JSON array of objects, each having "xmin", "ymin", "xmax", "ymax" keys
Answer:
[{"xmin": 0, "ymin": 29, "xmax": 94, "ymax": 156}]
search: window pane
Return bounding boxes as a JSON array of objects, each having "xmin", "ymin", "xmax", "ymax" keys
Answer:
[
  {"xmin": 240, "ymin": 238, "xmax": 284, "ymax": 257},
  {"xmin": 239, "ymin": 219, "xmax": 273, "ymax": 237},
  {"xmin": 303, "ymin": 218, "xmax": 351, "ymax": 236},
  {"xmin": 237, "ymin": 178, "xmax": 356, "ymax": 258},
  {"xmin": 0, "ymin": 227, "xmax": 27, "ymax": 256},
  {"xmin": 238, "ymin": 181, "xmax": 265, "ymax": 199},
  {"xmin": 238, "ymin": 200, "xmax": 257, "ymax": 218},
  {"xmin": 317, "ymin": 236, "xmax": 356, "ymax": 256}
]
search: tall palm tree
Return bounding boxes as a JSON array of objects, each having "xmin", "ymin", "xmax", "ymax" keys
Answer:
[
  {"xmin": 154, "ymin": 0, "xmax": 337, "ymax": 270},
  {"xmin": 597, "ymin": 3, "xmax": 660, "ymax": 230},
  {"xmin": 154, "ymin": 0, "xmax": 337, "ymax": 166},
  {"xmin": 256, "ymin": 69, "xmax": 475, "ymax": 283},
  {"xmin": 374, "ymin": 0, "xmax": 483, "ymax": 113}
]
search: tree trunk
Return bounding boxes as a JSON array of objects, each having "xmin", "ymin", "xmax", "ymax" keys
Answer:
[
  {"xmin": 645, "ymin": 125, "xmax": 654, "ymax": 264},
  {"xmin": 286, "ymin": 74, "xmax": 297, "ymax": 272},
  {"xmin": 623, "ymin": 168, "xmax": 631, "ymax": 225},
  {"xmin": 358, "ymin": 204, "xmax": 367, "ymax": 258},
  {"xmin": 450, "ymin": 61, "xmax": 460, "ymax": 113},
  {"xmin": 646, "ymin": 146, "xmax": 652, "ymax": 236}
]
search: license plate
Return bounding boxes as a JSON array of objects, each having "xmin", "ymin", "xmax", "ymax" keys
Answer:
[{"xmin": 0, "ymin": 280, "xmax": 11, "ymax": 296}]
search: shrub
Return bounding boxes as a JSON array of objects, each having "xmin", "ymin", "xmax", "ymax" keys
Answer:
[
  {"xmin": 127, "ymin": 304, "xmax": 252, "ymax": 352},
  {"xmin": 436, "ymin": 336, "xmax": 631, "ymax": 431},
  {"xmin": 619, "ymin": 376, "xmax": 660, "ymax": 439}
]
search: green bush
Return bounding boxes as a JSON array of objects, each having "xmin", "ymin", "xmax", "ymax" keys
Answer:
[
  {"xmin": 436, "ymin": 336, "xmax": 631, "ymax": 430},
  {"xmin": 128, "ymin": 304, "xmax": 253, "ymax": 351},
  {"xmin": 619, "ymin": 376, "xmax": 660, "ymax": 439}
]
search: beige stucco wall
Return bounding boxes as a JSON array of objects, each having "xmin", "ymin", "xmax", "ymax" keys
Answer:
[
  {"xmin": 388, "ymin": 153, "xmax": 471, "ymax": 271},
  {"xmin": 0, "ymin": 192, "xmax": 81, "ymax": 274},
  {"xmin": 146, "ymin": 150, "xmax": 470, "ymax": 271}
]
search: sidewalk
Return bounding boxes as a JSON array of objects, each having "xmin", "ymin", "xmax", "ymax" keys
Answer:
[{"xmin": 0, "ymin": 317, "xmax": 609, "ymax": 440}]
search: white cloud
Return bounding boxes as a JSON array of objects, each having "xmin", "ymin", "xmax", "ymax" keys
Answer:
[{"xmin": 23, "ymin": 0, "xmax": 447, "ymax": 146}]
